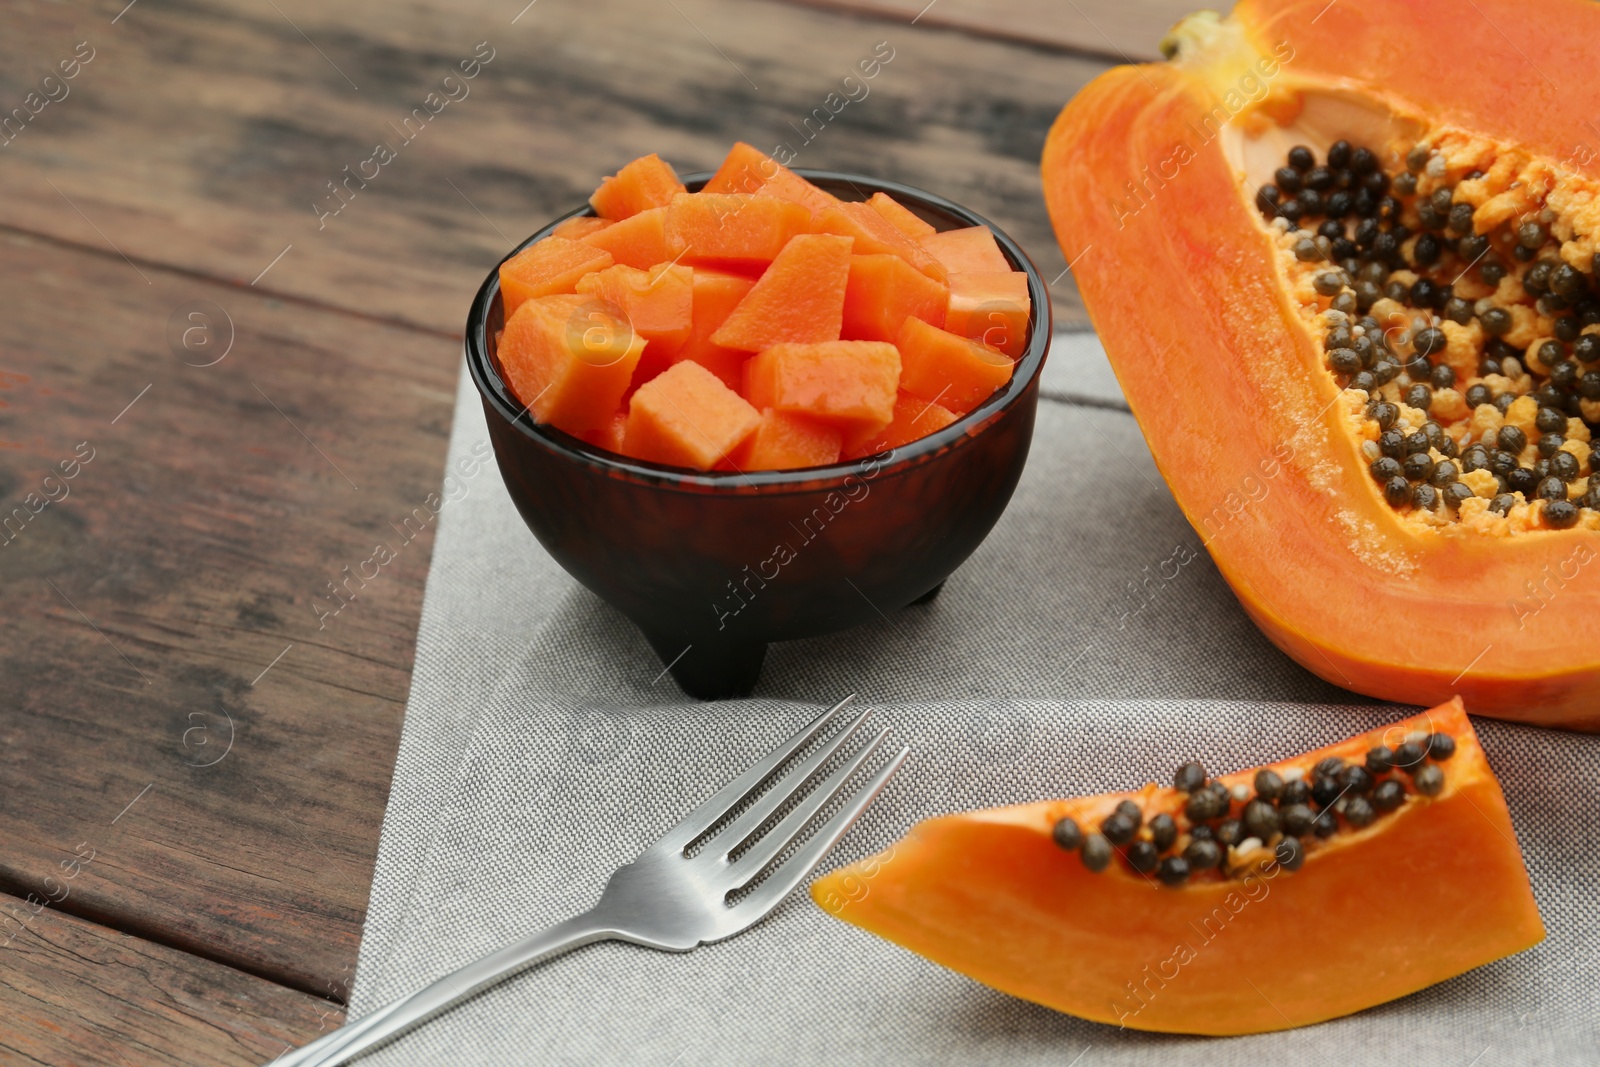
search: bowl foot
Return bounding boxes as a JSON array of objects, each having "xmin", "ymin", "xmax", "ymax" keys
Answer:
[
  {"xmin": 642, "ymin": 628, "xmax": 768, "ymax": 700},
  {"xmin": 910, "ymin": 580, "xmax": 946, "ymax": 606}
]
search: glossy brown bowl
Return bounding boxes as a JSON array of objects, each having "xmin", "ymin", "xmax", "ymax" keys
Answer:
[{"xmin": 465, "ymin": 171, "xmax": 1051, "ymax": 699}]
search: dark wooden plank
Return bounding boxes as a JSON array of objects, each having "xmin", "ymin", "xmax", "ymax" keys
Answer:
[
  {"xmin": 781, "ymin": 0, "xmax": 1232, "ymax": 62},
  {"xmin": 1, "ymin": 891, "xmax": 342, "ymax": 1066},
  {"xmin": 0, "ymin": 0, "xmax": 1112, "ymax": 330},
  {"xmin": 0, "ymin": 229, "xmax": 455, "ymax": 996}
]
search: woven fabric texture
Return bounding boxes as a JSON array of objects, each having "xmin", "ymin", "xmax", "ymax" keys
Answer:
[{"xmin": 346, "ymin": 338, "xmax": 1596, "ymax": 1064}]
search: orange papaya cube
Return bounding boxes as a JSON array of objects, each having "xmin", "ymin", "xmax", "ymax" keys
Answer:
[
  {"xmin": 575, "ymin": 263, "xmax": 695, "ymax": 355},
  {"xmin": 673, "ymin": 269, "xmax": 756, "ymax": 389},
  {"xmin": 945, "ymin": 271, "xmax": 1031, "ymax": 358},
  {"xmin": 498, "ymin": 237, "xmax": 614, "ymax": 316},
  {"xmin": 841, "ymin": 254, "xmax": 949, "ymax": 343},
  {"xmin": 812, "ymin": 201, "xmax": 946, "ymax": 281},
  {"xmin": 743, "ymin": 341, "xmax": 900, "ymax": 436},
  {"xmin": 842, "ymin": 393, "xmax": 960, "ymax": 459},
  {"xmin": 664, "ymin": 193, "xmax": 812, "ymax": 268},
  {"xmin": 727, "ymin": 409, "xmax": 843, "ymax": 471},
  {"xmin": 920, "ymin": 225, "xmax": 1012, "ymax": 274},
  {"xmin": 580, "ymin": 207, "xmax": 670, "ymax": 269},
  {"xmin": 623, "ymin": 360, "xmax": 760, "ymax": 469},
  {"xmin": 710, "ymin": 234, "xmax": 853, "ymax": 352},
  {"xmin": 498, "ymin": 295, "xmax": 644, "ymax": 435},
  {"xmin": 868, "ymin": 192, "xmax": 936, "ymax": 239},
  {"xmin": 703, "ymin": 141, "xmax": 839, "ymax": 217},
  {"xmin": 895, "ymin": 316, "xmax": 1015, "ymax": 416},
  {"xmin": 551, "ymin": 215, "xmax": 612, "ymax": 241},
  {"xmin": 580, "ymin": 411, "xmax": 630, "ymax": 455},
  {"xmin": 589, "ymin": 153, "xmax": 687, "ymax": 220}
]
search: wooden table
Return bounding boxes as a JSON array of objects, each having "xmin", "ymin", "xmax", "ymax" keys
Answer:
[{"xmin": 0, "ymin": 0, "xmax": 1210, "ymax": 1060}]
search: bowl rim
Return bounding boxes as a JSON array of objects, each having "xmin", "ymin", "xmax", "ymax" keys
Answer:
[{"xmin": 464, "ymin": 168, "xmax": 1053, "ymax": 492}]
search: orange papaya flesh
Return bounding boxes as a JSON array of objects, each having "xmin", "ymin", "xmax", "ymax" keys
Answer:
[
  {"xmin": 574, "ymin": 263, "xmax": 695, "ymax": 355},
  {"xmin": 868, "ymin": 191, "xmax": 936, "ymax": 240},
  {"xmin": 841, "ymin": 254, "xmax": 948, "ymax": 344},
  {"xmin": 896, "ymin": 316, "xmax": 1015, "ymax": 417},
  {"xmin": 589, "ymin": 153, "xmax": 687, "ymax": 220},
  {"xmin": 711, "ymin": 234, "xmax": 853, "ymax": 351},
  {"xmin": 498, "ymin": 237, "xmax": 614, "ymax": 316},
  {"xmin": 944, "ymin": 271, "xmax": 1030, "ymax": 359},
  {"xmin": 1041, "ymin": 0, "xmax": 1600, "ymax": 728},
  {"xmin": 920, "ymin": 224, "xmax": 1013, "ymax": 274},
  {"xmin": 812, "ymin": 697, "xmax": 1543, "ymax": 1035},
  {"xmin": 664, "ymin": 192, "xmax": 812, "ymax": 268},
  {"xmin": 623, "ymin": 360, "xmax": 760, "ymax": 470},
  {"xmin": 671, "ymin": 268, "xmax": 755, "ymax": 390},
  {"xmin": 579, "ymin": 206, "xmax": 670, "ymax": 270},
  {"xmin": 498, "ymin": 295, "xmax": 644, "ymax": 435},
  {"xmin": 580, "ymin": 411, "xmax": 629, "ymax": 455},
  {"xmin": 703, "ymin": 141, "xmax": 841, "ymax": 217},
  {"xmin": 551, "ymin": 215, "xmax": 611, "ymax": 241},
  {"xmin": 725, "ymin": 408, "xmax": 844, "ymax": 471},
  {"xmin": 743, "ymin": 340, "xmax": 900, "ymax": 436},
  {"xmin": 812, "ymin": 201, "xmax": 948, "ymax": 281},
  {"xmin": 842, "ymin": 392, "xmax": 959, "ymax": 459}
]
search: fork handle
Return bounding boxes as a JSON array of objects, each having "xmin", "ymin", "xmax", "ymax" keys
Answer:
[{"xmin": 274, "ymin": 911, "xmax": 612, "ymax": 1067}]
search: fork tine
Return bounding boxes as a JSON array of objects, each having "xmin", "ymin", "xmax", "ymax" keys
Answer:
[
  {"xmin": 721, "ymin": 744, "xmax": 908, "ymax": 929},
  {"xmin": 698, "ymin": 704, "xmax": 874, "ymax": 863},
  {"xmin": 656, "ymin": 694, "xmax": 856, "ymax": 852},
  {"xmin": 721, "ymin": 726, "xmax": 888, "ymax": 888}
]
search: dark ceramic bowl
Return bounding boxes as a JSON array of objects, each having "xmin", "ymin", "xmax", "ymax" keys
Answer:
[{"xmin": 465, "ymin": 171, "xmax": 1051, "ymax": 699}]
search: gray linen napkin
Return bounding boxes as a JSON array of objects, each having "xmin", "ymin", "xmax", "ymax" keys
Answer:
[{"xmin": 347, "ymin": 331, "xmax": 1598, "ymax": 1064}]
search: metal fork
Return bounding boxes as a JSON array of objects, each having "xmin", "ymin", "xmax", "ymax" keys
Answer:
[{"xmin": 272, "ymin": 695, "xmax": 906, "ymax": 1067}]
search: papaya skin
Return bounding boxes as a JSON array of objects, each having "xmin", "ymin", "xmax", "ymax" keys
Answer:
[
  {"xmin": 811, "ymin": 698, "xmax": 1544, "ymax": 1035},
  {"xmin": 1041, "ymin": 0, "xmax": 1600, "ymax": 730}
]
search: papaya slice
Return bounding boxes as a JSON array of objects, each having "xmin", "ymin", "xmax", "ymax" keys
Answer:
[
  {"xmin": 498, "ymin": 237, "xmax": 614, "ymax": 316},
  {"xmin": 812, "ymin": 201, "xmax": 948, "ymax": 281},
  {"xmin": 896, "ymin": 316, "xmax": 1015, "ymax": 417},
  {"xmin": 944, "ymin": 271, "xmax": 1030, "ymax": 359},
  {"xmin": 868, "ymin": 191, "xmax": 936, "ymax": 240},
  {"xmin": 743, "ymin": 340, "xmax": 900, "ymax": 437},
  {"xmin": 813, "ymin": 697, "xmax": 1543, "ymax": 1035},
  {"xmin": 841, "ymin": 254, "xmax": 948, "ymax": 343},
  {"xmin": 574, "ymin": 263, "xmax": 694, "ymax": 355},
  {"xmin": 497, "ymin": 295, "xmax": 644, "ymax": 435},
  {"xmin": 711, "ymin": 234, "xmax": 853, "ymax": 351},
  {"xmin": 920, "ymin": 225, "xmax": 1012, "ymax": 274},
  {"xmin": 702, "ymin": 141, "xmax": 840, "ymax": 217},
  {"xmin": 672, "ymin": 268, "xmax": 756, "ymax": 389},
  {"xmin": 623, "ymin": 360, "xmax": 760, "ymax": 470},
  {"xmin": 551, "ymin": 216, "xmax": 611, "ymax": 241},
  {"xmin": 579, "ymin": 207, "xmax": 670, "ymax": 270},
  {"xmin": 1040, "ymin": 0, "xmax": 1600, "ymax": 728},
  {"xmin": 664, "ymin": 192, "xmax": 812, "ymax": 269},
  {"xmin": 580, "ymin": 410, "xmax": 629, "ymax": 455},
  {"xmin": 841, "ymin": 393, "xmax": 959, "ymax": 459},
  {"xmin": 589, "ymin": 153, "xmax": 687, "ymax": 220},
  {"xmin": 725, "ymin": 409, "xmax": 844, "ymax": 471}
]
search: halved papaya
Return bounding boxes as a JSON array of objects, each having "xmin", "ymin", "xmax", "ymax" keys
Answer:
[
  {"xmin": 812, "ymin": 697, "xmax": 1542, "ymax": 1034},
  {"xmin": 1041, "ymin": 0, "xmax": 1600, "ymax": 729}
]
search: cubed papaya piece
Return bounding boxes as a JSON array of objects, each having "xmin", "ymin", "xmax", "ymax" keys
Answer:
[
  {"xmin": 623, "ymin": 360, "xmax": 760, "ymax": 469},
  {"xmin": 589, "ymin": 153, "xmax": 687, "ymax": 220},
  {"xmin": 711, "ymin": 234, "xmax": 852, "ymax": 352},
  {"xmin": 498, "ymin": 237, "xmax": 614, "ymax": 316},
  {"xmin": 575, "ymin": 263, "xmax": 694, "ymax": 355},
  {"xmin": 498, "ymin": 295, "xmax": 644, "ymax": 435},
  {"xmin": 812, "ymin": 201, "xmax": 946, "ymax": 281},
  {"xmin": 580, "ymin": 206, "xmax": 669, "ymax": 269},
  {"xmin": 945, "ymin": 271, "xmax": 1031, "ymax": 358},
  {"xmin": 920, "ymin": 225, "xmax": 1012, "ymax": 274},
  {"xmin": 895, "ymin": 316, "xmax": 1015, "ymax": 416},
  {"xmin": 726, "ymin": 409, "xmax": 843, "ymax": 471},
  {"xmin": 580, "ymin": 411, "xmax": 630, "ymax": 455},
  {"xmin": 703, "ymin": 141, "xmax": 839, "ymax": 217},
  {"xmin": 552, "ymin": 215, "xmax": 612, "ymax": 241},
  {"xmin": 842, "ymin": 393, "xmax": 960, "ymax": 459},
  {"xmin": 743, "ymin": 341, "xmax": 900, "ymax": 437},
  {"xmin": 841, "ymin": 254, "xmax": 948, "ymax": 343},
  {"xmin": 673, "ymin": 269, "xmax": 756, "ymax": 389},
  {"xmin": 665, "ymin": 193, "xmax": 812, "ymax": 268},
  {"xmin": 868, "ymin": 192, "xmax": 935, "ymax": 239}
]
